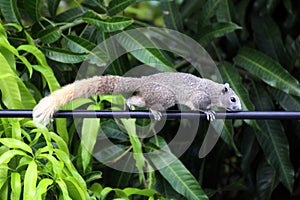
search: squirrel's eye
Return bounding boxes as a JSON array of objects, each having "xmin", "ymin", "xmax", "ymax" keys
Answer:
[{"xmin": 230, "ymin": 97, "xmax": 236, "ymax": 103}]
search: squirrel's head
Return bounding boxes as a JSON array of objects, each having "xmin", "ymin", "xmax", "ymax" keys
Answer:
[{"xmin": 220, "ymin": 83, "xmax": 242, "ymax": 111}]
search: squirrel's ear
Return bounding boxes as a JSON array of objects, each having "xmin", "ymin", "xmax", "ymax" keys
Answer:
[{"xmin": 222, "ymin": 83, "xmax": 230, "ymax": 94}]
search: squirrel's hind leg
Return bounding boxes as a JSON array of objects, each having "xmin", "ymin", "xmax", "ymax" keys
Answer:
[
  {"xmin": 127, "ymin": 83, "xmax": 176, "ymax": 120},
  {"xmin": 126, "ymin": 96, "xmax": 146, "ymax": 109},
  {"xmin": 126, "ymin": 95, "xmax": 163, "ymax": 120}
]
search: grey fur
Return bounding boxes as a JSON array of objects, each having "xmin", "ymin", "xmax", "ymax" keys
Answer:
[{"xmin": 33, "ymin": 72, "xmax": 242, "ymax": 126}]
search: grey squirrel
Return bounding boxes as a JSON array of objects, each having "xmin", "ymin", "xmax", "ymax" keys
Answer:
[{"xmin": 33, "ymin": 72, "xmax": 242, "ymax": 126}]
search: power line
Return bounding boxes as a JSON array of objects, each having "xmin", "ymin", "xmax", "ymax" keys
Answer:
[{"xmin": 0, "ymin": 110, "xmax": 300, "ymax": 120}]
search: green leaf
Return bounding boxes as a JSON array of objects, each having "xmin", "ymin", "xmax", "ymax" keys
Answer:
[
  {"xmin": 0, "ymin": 35, "xmax": 35, "ymax": 108},
  {"xmin": 56, "ymin": 179, "xmax": 72, "ymax": 200},
  {"xmin": 268, "ymin": 88, "xmax": 300, "ymax": 111},
  {"xmin": 64, "ymin": 35, "xmax": 96, "ymax": 53},
  {"xmin": 121, "ymin": 119, "xmax": 145, "ymax": 176},
  {"xmin": 11, "ymin": 172, "xmax": 21, "ymax": 200},
  {"xmin": 100, "ymin": 120, "xmax": 128, "ymax": 142},
  {"xmin": 23, "ymin": 160, "xmax": 37, "ymax": 199},
  {"xmin": 89, "ymin": 183, "xmax": 102, "ymax": 198},
  {"xmin": 54, "ymin": 149, "xmax": 87, "ymax": 190},
  {"xmin": 148, "ymin": 137, "xmax": 208, "ymax": 200},
  {"xmin": 116, "ymin": 30, "xmax": 175, "ymax": 72},
  {"xmin": 251, "ymin": 83, "xmax": 294, "ymax": 193},
  {"xmin": 34, "ymin": 179, "xmax": 53, "ymax": 200},
  {"xmin": 251, "ymin": 15, "xmax": 291, "ymax": 68},
  {"xmin": 91, "ymin": 144, "xmax": 128, "ymax": 164},
  {"xmin": 0, "ymin": 53, "xmax": 23, "ymax": 109},
  {"xmin": 55, "ymin": 8, "xmax": 85, "ymax": 22},
  {"xmin": 256, "ymin": 159, "xmax": 279, "ymax": 200},
  {"xmin": 81, "ymin": 104, "xmax": 101, "ymax": 172},
  {"xmin": 108, "ymin": 0, "xmax": 136, "ymax": 16},
  {"xmin": 154, "ymin": 173, "xmax": 182, "ymax": 199},
  {"xmin": 234, "ymin": 47, "xmax": 300, "ymax": 97},
  {"xmin": 216, "ymin": 0, "xmax": 240, "ymax": 47},
  {"xmin": 41, "ymin": 46, "xmax": 87, "ymax": 64},
  {"xmin": 0, "ymin": 0, "xmax": 21, "ymax": 24},
  {"xmin": 84, "ymin": 171, "xmax": 102, "ymax": 183},
  {"xmin": 37, "ymin": 25, "xmax": 61, "ymax": 44},
  {"xmin": 123, "ymin": 188, "xmax": 157, "ymax": 197},
  {"xmin": 64, "ymin": 176, "xmax": 88, "ymax": 200},
  {"xmin": 198, "ymin": 0, "xmax": 222, "ymax": 27},
  {"xmin": 161, "ymin": 1, "xmax": 183, "ymax": 31},
  {"xmin": 17, "ymin": 80, "xmax": 36, "ymax": 109},
  {"xmin": 220, "ymin": 120, "xmax": 240, "ymax": 155},
  {"xmin": 216, "ymin": 0, "xmax": 233, "ymax": 22},
  {"xmin": 47, "ymin": 0, "xmax": 60, "ymax": 17},
  {"xmin": 82, "ymin": 10, "xmax": 134, "ymax": 32},
  {"xmin": 199, "ymin": 22, "xmax": 241, "ymax": 46},
  {"xmin": 0, "ymin": 150, "xmax": 29, "ymax": 164},
  {"xmin": 0, "ymin": 138, "xmax": 32, "ymax": 154},
  {"xmin": 11, "ymin": 120, "xmax": 21, "ymax": 140},
  {"xmin": 240, "ymin": 127, "xmax": 259, "ymax": 173},
  {"xmin": 48, "ymin": 131, "xmax": 69, "ymax": 154},
  {"xmin": 17, "ymin": 44, "xmax": 61, "ymax": 92},
  {"xmin": 23, "ymin": 0, "xmax": 41, "ymax": 21}
]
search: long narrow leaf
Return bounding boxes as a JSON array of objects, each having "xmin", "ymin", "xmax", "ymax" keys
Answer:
[
  {"xmin": 108, "ymin": 0, "xmax": 136, "ymax": 16},
  {"xmin": 268, "ymin": 88, "xmax": 300, "ymax": 111},
  {"xmin": 121, "ymin": 119, "xmax": 145, "ymax": 176},
  {"xmin": 54, "ymin": 149, "xmax": 87, "ymax": 190},
  {"xmin": 198, "ymin": 0, "xmax": 222, "ymax": 26},
  {"xmin": 47, "ymin": 0, "xmax": 60, "ymax": 17},
  {"xmin": 234, "ymin": 47, "xmax": 300, "ymax": 97},
  {"xmin": 37, "ymin": 25, "xmax": 61, "ymax": 44},
  {"xmin": 56, "ymin": 179, "xmax": 72, "ymax": 200},
  {"xmin": 0, "ymin": 53, "xmax": 23, "ymax": 109},
  {"xmin": 216, "ymin": 0, "xmax": 240, "ymax": 47},
  {"xmin": 34, "ymin": 179, "xmax": 53, "ymax": 200},
  {"xmin": 199, "ymin": 22, "xmax": 241, "ymax": 46},
  {"xmin": 64, "ymin": 176, "xmax": 88, "ymax": 200},
  {"xmin": 41, "ymin": 46, "xmax": 87, "ymax": 64},
  {"xmin": 256, "ymin": 159, "xmax": 279, "ymax": 200},
  {"xmin": 251, "ymin": 15, "xmax": 291, "ymax": 67},
  {"xmin": 116, "ymin": 30, "xmax": 174, "ymax": 72},
  {"xmin": 81, "ymin": 104, "xmax": 100, "ymax": 172},
  {"xmin": 17, "ymin": 45, "xmax": 61, "ymax": 92},
  {"xmin": 64, "ymin": 35, "xmax": 96, "ymax": 53},
  {"xmin": 23, "ymin": 0, "xmax": 41, "ymax": 21},
  {"xmin": 0, "ymin": 150, "xmax": 29, "ymax": 164},
  {"xmin": 23, "ymin": 160, "xmax": 37, "ymax": 199},
  {"xmin": 82, "ymin": 10, "xmax": 134, "ymax": 32},
  {"xmin": 0, "ymin": 138, "xmax": 32, "ymax": 154},
  {"xmin": 0, "ymin": 0, "xmax": 21, "ymax": 24},
  {"xmin": 161, "ymin": 1, "xmax": 183, "ymax": 31},
  {"xmin": 148, "ymin": 137, "xmax": 208, "ymax": 200},
  {"xmin": 11, "ymin": 172, "xmax": 21, "ymax": 200},
  {"xmin": 251, "ymin": 83, "xmax": 294, "ymax": 193}
]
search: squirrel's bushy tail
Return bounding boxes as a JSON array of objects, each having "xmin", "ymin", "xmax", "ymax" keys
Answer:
[{"xmin": 33, "ymin": 75, "xmax": 140, "ymax": 126}]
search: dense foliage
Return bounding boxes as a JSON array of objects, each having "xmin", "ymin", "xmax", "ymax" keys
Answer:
[{"xmin": 0, "ymin": 0, "xmax": 299, "ymax": 199}]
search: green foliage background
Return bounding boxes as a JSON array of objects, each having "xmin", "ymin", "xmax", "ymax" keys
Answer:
[{"xmin": 0, "ymin": 0, "xmax": 299, "ymax": 199}]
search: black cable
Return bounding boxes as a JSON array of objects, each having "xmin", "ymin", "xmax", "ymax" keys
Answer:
[{"xmin": 0, "ymin": 110, "xmax": 300, "ymax": 120}]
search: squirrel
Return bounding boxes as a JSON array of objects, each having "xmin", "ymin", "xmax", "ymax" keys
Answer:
[{"xmin": 33, "ymin": 72, "xmax": 242, "ymax": 126}]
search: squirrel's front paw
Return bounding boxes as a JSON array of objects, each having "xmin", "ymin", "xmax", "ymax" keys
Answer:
[{"xmin": 33, "ymin": 97, "xmax": 56, "ymax": 127}]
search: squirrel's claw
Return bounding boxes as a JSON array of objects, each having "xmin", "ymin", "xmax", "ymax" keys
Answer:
[
  {"xmin": 204, "ymin": 110, "xmax": 216, "ymax": 121},
  {"xmin": 150, "ymin": 109, "xmax": 162, "ymax": 120}
]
